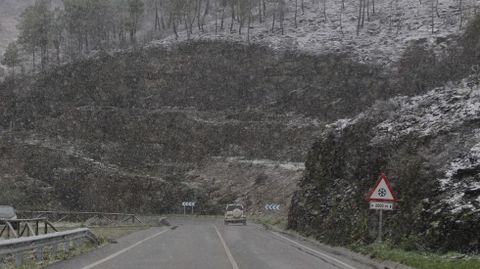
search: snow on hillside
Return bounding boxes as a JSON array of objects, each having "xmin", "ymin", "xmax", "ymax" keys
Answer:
[
  {"xmin": 377, "ymin": 80, "xmax": 479, "ymax": 213},
  {"xmin": 441, "ymin": 139, "xmax": 480, "ymax": 213},
  {"xmin": 1, "ymin": 0, "xmax": 477, "ymax": 69},
  {"xmin": 373, "ymin": 80, "xmax": 480, "ymax": 142},
  {"xmin": 327, "ymin": 74, "xmax": 480, "ymax": 213},
  {"xmin": 151, "ymin": 0, "xmax": 479, "ymax": 65}
]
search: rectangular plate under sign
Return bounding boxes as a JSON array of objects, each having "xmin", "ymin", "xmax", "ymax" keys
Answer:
[{"xmin": 369, "ymin": 201, "xmax": 394, "ymax": 211}]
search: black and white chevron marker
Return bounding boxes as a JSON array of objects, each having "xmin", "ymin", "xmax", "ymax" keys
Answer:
[
  {"xmin": 264, "ymin": 204, "xmax": 281, "ymax": 211},
  {"xmin": 182, "ymin": 201, "xmax": 196, "ymax": 207}
]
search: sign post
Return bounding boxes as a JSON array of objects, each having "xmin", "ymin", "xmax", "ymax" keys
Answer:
[
  {"xmin": 182, "ymin": 202, "xmax": 196, "ymax": 215},
  {"xmin": 367, "ymin": 174, "xmax": 397, "ymax": 242}
]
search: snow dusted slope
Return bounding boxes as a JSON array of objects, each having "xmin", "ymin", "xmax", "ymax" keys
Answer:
[
  {"xmin": 289, "ymin": 75, "xmax": 480, "ymax": 251},
  {"xmin": 337, "ymin": 77, "xmax": 480, "ymax": 214},
  {"xmin": 152, "ymin": 0, "xmax": 479, "ymax": 64},
  {"xmin": 371, "ymin": 79, "xmax": 480, "ymax": 214},
  {"xmin": 1, "ymin": 0, "xmax": 477, "ymax": 68}
]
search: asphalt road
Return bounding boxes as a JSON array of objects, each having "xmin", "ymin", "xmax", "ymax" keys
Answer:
[{"xmin": 47, "ymin": 216, "xmax": 373, "ymax": 269}]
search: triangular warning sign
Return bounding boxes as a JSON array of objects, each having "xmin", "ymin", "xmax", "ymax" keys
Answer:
[{"xmin": 368, "ymin": 174, "xmax": 398, "ymax": 202}]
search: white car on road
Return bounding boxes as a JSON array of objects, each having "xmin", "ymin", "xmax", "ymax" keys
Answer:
[{"xmin": 224, "ymin": 204, "xmax": 246, "ymax": 225}]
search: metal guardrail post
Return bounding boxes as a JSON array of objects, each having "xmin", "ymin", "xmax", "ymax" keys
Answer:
[
  {"xmin": 6, "ymin": 223, "xmax": 17, "ymax": 239},
  {"xmin": 35, "ymin": 247, "xmax": 43, "ymax": 261},
  {"xmin": 14, "ymin": 253, "xmax": 22, "ymax": 267},
  {"xmin": 1, "ymin": 218, "xmax": 53, "ymax": 239}
]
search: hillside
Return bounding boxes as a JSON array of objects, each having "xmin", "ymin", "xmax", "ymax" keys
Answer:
[
  {"xmin": 0, "ymin": 41, "xmax": 391, "ymax": 213},
  {"xmin": 1, "ymin": 0, "xmax": 478, "ymax": 73},
  {"xmin": 288, "ymin": 75, "xmax": 480, "ymax": 252},
  {"xmin": 0, "ymin": 1, "xmax": 479, "ymax": 257},
  {"xmin": 153, "ymin": 0, "xmax": 478, "ymax": 65}
]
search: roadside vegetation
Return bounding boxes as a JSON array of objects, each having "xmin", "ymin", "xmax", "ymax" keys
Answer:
[
  {"xmin": 3, "ymin": 241, "xmax": 97, "ymax": 269},
  {"xmin": 350, "ymin": 243, "xmax": 480, "ymax": 269},
  {"xmin": 251, "ymin": 215, "xmax": 288, "ymax": 230}
]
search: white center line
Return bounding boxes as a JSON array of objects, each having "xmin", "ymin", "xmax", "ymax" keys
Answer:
[
  {"xmin": 271, "ymin": 231, "xmax": 358, "ymax": 269},
  {"xmin": 80, "ymin": 228, "xmax": 170, "ymax": 269},
  {"xmin": 214, "ymin": 225, "xmax": 240, "ymax": 269}
]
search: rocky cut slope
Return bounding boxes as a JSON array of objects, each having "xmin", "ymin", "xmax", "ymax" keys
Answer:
[{"xmin": 288, "ymin": 75, "xmax": 480, "ymax": 253}]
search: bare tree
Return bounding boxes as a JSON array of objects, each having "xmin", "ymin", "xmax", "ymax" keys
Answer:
[
  {"xmin": 459, "ymin": 0, "xmax": 464, "ymax": 30},
  {"xmin": 257, "ymin": 0, "xmax": 263, "ymax": 23},
  {"xmin": 339, "ymin": 0, "xmax": 344, "ymax": 36},
  {"xmin": 322, "ymin": 0, "xmax": 327, "ymax": 21},
  {"xmin": 295, "ymin": 0, "xmax": 298, "ymax": 28},
  {"xmin": 357, "ymin": 0, "xmax": 364, "ymax": 35},
  {"xmin": 230, "ymin": 0, "xmax": 236, "ymax": 33},
  {"xmin": 219, "ymin": 0, "xmax": 227, "ymax": 30},
  {"xmin": 271, "ymin": 0, "xmax": 276, "ymax": 32},
  {"xmin": 279, "ymin": 0, "xmax": 286, "ymax": 34},
  {"xmin": 431, "ymin": 0, "xmax": 435, "ymax": 33}
]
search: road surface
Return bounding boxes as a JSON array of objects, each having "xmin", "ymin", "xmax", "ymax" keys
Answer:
[{"xmin": 48, "ymin": 216, "xmax": 374, "ymax": 269}]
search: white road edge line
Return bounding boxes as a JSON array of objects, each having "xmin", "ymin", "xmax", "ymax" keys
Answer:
[
  {"xmin": 80, "ymin": 228, "xmax": 170, "ymax": 269},
  {"xmin": 271, "ymin": 231, "xmax": 358, "ymax": 269},
  {"xmin": 214, "ymin": 225, "xmax": 240, "ymax": 269}
]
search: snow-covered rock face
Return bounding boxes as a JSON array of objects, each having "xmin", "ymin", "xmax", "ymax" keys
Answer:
[
  {"xmin": 440, "ymin": 139, "xmax": 480, "ymax": 213},
  {"xmin": 364, "ymin": 80, "xmax": 479, "ymax": 215},
  {"xmin": 289, "ymin": 79, "xmax": 480, "ymax": 252},
  {"xmin": 373, "ymin": 82, "xmax": 480, "ymax": 142}
]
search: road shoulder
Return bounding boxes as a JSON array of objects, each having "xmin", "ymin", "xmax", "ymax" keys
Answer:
[
  {"xmin": 254, "ymin": 222, "xmax": 415, "ymax": 269},
  {"xmin": 46, "ymin": 227, "xmax": 170, "ymax": 269}
]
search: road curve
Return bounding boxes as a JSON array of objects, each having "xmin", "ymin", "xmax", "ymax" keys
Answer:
[{"xmin": 47, "ymin": 216, "xmax": 373, "ymax": 269}]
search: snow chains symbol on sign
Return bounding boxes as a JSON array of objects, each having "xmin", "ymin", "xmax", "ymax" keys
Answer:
[{"xmin": 378, "ymin": 188, "xmax": 387, "ymax": 197}]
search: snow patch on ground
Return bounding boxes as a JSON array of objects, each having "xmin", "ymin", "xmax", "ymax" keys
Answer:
[
  {"xmin": 220, "ymin": 156, "xmax": 305, "ymax": 171},
  {"xmin": 326, "ymin": 113, "xmax": 365, "ymax": 131}
]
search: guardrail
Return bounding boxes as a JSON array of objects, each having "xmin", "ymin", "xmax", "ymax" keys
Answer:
[
  {"xmin": 0, "ymin": 228, "xmax": 99, "ymax": 267},
  {"xmin": 17, "ymin": 210, "xmax": 143, "ymax": 225},
  {"xmin": 0, "ymin": 218, "xmax": 57, "ymax": 239}
]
